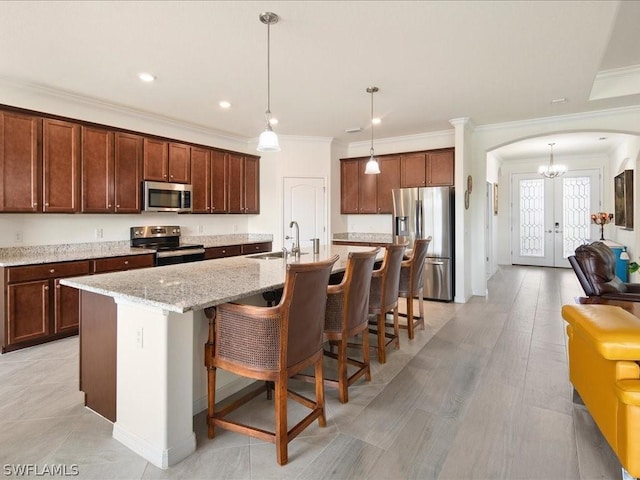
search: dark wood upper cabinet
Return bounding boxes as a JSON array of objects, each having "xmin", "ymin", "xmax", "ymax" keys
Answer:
[
  {"xmin": 227, "ymin": 153, "xmax": 244, "ymax": 214},
  {"xmin": 358, "ymin": 159, "xmax": 378, "ymax": 214},
  {"xmin": 81, "ymin": 126, "xmax": 114, "ymax": 213},
  {"xmin": 42, "ymin": 118, "xmax": 80, "ymax": 213},
  {"xmin": 190, "ymin": 146, "xmax": 211, "ymax": 213},
  {"xmin": 427, "ymin": 149, "xmax": 454, "ymax": 186},
  {"xmin": 114, "ymin": 133, "xmax": 143, "ymax": 213},
  {"xmin": 377, "ymin": 155, "xmax": 400, "ymax": 213},
  {"xmin": 143, "ymin": 138, "xmax": 168, "ymax": 182},
  {"xmin": 210, "ymin": 150, "xmax": 228, "ymax": 213},
  {"xmin": 0, "ymin": 111, "xmax": 41, "ymax": 212},
  {"xmin": 342, "ymin": 148, "xmax": 453, "ymax": 215},
  {"xmin": 243, "ymin": 156, "xmax": 259, "ymax": 214},
  {"xmin": 168, "ymin": 142, "xmax": 191, "ymax": 183},
  {"xmin": 400, "ymin": 153, "xmax": 427, "ymax": 188}
]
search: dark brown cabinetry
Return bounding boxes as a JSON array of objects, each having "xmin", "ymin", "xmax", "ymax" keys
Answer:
[
  {"xmin": 81, "ymin": 129, "xmax": 143, "ymax": 213},
  {"xmin": 143, "ymin": 139, "xmax": 191, "ymax": 184},
  {"xmin": 400, "ymin": 148, "xmax": 454, "ymax": 188},
  {"xmin": 191, "ymin": 148, "xmax": 230, "ymax": 214},
  {"xmin": 205, "ymin": 245, "xmax": 242, "ymax": 260},
  {"xmin": 240, "ymin": 242, "xmax": 272, "ymax": 255},
  {"xmin": 0, "ymin": 111, "xmax": 41, "ymax": 212},
  {"xmin": 113, "ymin": 133, "xmax": 143, "ymax": 213},
  {"xmin": 42, "ymin": 119, "xmax": 80, "ymax": 213},
  {"xmin": 1, "ymin": 260, "xmax": 90, "ymax": 352},
  {"xmin": 91, "ymin": 254, "xmax": 155, "ymax": 273},
  {"xmin": 340, "ymin": 156, "xmax": 400, "ymax": 214},
  {"xmin": 228, "ymin": 154, "xmax": 260, "ymax": 214},
  {"xmin": 342, "ymin": 148, "xmax": 453, "ymax": 214}
]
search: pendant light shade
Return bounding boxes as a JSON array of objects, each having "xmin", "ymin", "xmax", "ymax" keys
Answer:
[
  {"xmin": 364, "ymin": 86, "xmax": 380, "ymax": 175},
  {"xmin": 257, "ymin": 12, "xmax": 281, "ymax": 153},
  {"xmin": 538, "ymin": 142, "xmax": 566, "ymax": 178}
]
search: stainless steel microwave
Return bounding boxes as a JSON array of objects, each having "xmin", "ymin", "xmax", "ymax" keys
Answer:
[{"xmin": 143, "ymin": 181, "xmax": 193, "ymax": 213}]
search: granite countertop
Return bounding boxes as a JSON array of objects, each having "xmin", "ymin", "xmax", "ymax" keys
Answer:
[
  {"xmin": 60, "ymin": 244, "xmax": 382, "ymax": 314},
  {"xmin": 0, "ymin": 234, "xmax": 273, "ymax": 267},
  {"xmin": 333, "ymin": 232, "xmax": 395, "ymax": 244}
]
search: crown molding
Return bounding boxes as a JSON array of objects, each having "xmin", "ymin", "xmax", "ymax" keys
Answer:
[
  {"xmin": 347, "ymin": 129, "xmax": 455, "ymax": 150},
  {"xmin": 590, "ymin": 64, "xmax": 640, "ymax": 100},
  {"xmin": 0, "ymin": 76, "xmax": 248, "ymax": 147}
]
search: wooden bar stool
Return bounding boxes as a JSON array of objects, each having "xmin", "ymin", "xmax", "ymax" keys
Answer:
[
  {"xmin": 322, "ymin": 249, "xmax": 379, "ymax": 403},
  {"xmin": 368, "ymin": 243, "xmax": 406, "ymax": 364},
  {"xmin": 398, "ymin": 237, "xmax": 431, "ymax": 339},
  {"xmin": 204, "ymin": 255, "xmax": 338, "ymax": 466}
]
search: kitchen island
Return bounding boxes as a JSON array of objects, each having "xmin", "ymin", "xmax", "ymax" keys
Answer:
[{"xmin": 60, "ymin": 244, "xmax": 381, "ymax": 469}]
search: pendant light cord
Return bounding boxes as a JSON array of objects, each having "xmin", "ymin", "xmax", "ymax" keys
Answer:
[
  {"xmin": 266, "ymin": 20, "xmax": 271, "ymax": 117},
  {"xmin": 370, "ymin": 89, "xmax": 374, "ymax": 155}
]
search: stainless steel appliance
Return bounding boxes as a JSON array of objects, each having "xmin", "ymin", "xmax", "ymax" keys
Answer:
[
  {"xmin": 130, "ymin": 225, "xmax": 205, "ymax": 266},
  {"xmin": 392, "ymin": 186, "xmax": 455, "ymax": 301},
  {"xmin": 142, "ymin": 181, "xmax": 193, "ymax": 213}
]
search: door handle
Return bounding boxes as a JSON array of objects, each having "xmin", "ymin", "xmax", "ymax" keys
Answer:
[{"xmin": 546, "ymin": 230, "xmax": 553, "ymax": 233}]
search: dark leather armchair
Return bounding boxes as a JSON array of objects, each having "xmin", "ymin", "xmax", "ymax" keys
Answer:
[{"xmin": 569, "ymin": 242, "xmax": 640, "ymax": 314}]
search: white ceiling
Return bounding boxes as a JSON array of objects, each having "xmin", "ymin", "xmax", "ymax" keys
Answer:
[{"xmin": 1, "ymin": 1, "xmax": 639, "ymax": 160}]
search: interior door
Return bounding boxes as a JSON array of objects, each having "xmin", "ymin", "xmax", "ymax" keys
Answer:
[
  {"xmin": 283, "ymin": 177, "xmax": 327, "ymax": 252},
  {"xmin": 511, "ymin": 170, "xmax": 600, "ymax": 267}
]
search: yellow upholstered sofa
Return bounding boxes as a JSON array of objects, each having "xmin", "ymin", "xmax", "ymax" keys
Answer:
[{"xmin": 562, "ymin": 304, "xmax": 640, "ymax": 478}]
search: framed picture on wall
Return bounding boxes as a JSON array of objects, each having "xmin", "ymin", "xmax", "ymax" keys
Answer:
[{"xmin": 614, "ymin": 170, "xmax": 634, "ymax": 229}]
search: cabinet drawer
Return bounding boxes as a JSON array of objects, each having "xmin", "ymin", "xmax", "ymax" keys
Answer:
[
  {"xmin": 92, "ymin": 254, "xmax": 155, "ymax": 273},
  {"xmin": 7, "ymin": 260, "xmax": 90, "ymax": 284},
  {"xmin": 205, "ymin": 245, "xmax": 242, "ymax": 260},
  {"xmin": 241, "ymin": 242, "xmax": 272, "ymax": 255}
]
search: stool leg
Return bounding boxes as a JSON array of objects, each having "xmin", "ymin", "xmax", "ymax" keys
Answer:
[
  {"xmin": 338, "ymin": 338, "xmax": 348, "ymax": 403},
  {"xmin": 275, "ymin": 375, "xmax": 288, "ymax": 465},
  {"xmin": 377, "ymin": 312, "xmax": 386, "ymax": 364},
  {"xmin": 362, "ymin": 330, "xmax": 371, "ymax": 381},
  {"xmin": 418, "ymin": 287, "xmax": 425, "ymax": 330},
  {"xmin": 207, "ymin": 366, "xmax": 216, "ymax": 439},
  {"xmin": 393, "ymin": 306, "xmax": 400, "ymax": 349},
  {"xmin": 315, "ymin": 357, "xmax": 326, "ymax": 426},
  {"xmin": 407, "ymin": 294, "xmax": 415, "ymax": 340}
]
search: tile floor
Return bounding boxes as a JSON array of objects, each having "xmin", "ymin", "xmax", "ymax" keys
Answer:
[{"xmin": 0, "ymin": 266, "xmax": 624, "ymax": 479}]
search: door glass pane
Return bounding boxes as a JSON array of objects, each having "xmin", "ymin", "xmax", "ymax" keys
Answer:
[
  {"xmin": 563, "ymin": 176, "xmax": 591, "ymax": 258},
  {"xmin": 519, "ymin": 178, "xmax": 545, "ymax": 257}
]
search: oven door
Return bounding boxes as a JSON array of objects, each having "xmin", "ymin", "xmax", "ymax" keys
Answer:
[{"xmin": 155, "ymin": 248, "xmax": 205, "ymax": 266}]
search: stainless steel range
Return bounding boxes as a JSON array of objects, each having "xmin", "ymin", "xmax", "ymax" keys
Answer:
[{"xmin": 130, "ymin": 226, "xmax": 205, "ymax": 266}]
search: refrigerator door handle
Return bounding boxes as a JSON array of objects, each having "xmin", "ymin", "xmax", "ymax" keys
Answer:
[
  {"xmin": 415, "ymin": 199, "xmax": 423, "ymax": 239},
  {"xmin": 428, "ymin": 260, "xmax": 445, "ymax": 265}
]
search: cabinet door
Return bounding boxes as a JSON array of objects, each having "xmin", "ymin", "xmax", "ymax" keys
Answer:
[
  {"xmin": 377, "ymin": 155, "xmax": 400, "ymax": 213},
  {"xmin": 340, "ymin": 159, "xmax": 360, "ymax": 214},
  {"xmin": 7, "ymin": 280, "xmax": 49, "ymax": 345},
  {"xmin": 114, "ymin": 132, "xmax": 143, "ymax": 213},
  {"xmin": 190, "ymin": 147, "xmax": 211, "ymax": 213},
  {"xmin": 244, "ymin": 156, "xmax": 259, "ymax": 214},
  {"xmin": 168, "ymin": 142, "xmax": 191, "ymax": 183},
  {"xmin": 210, "ymin": 150, "xmax": 228, "ymax": 213},
  {"xmin": 54, "ymin": 279, "xmax": 80, "ymax": 334},
  {"xmin": 205, "ymin": 245, "xmax": 242, "ymax": 259},
  {"xmin": 427, "ymin": 149, "xmax": 454, "ymax": 186},
  {"xmin": 227, "ymin": 153, "xmax": 244, "ymax": 213},
  {"xmin": 358, "ymin": 158, "xmax": 378, "ymax": 213},
  {"xmin": 81, "ymin": 126, "xmax": 114, "ymax": 213},
  {"xmin": 400, "ymin": 153, "xmax": 427, "ymax": 188},
  {"xmin": 0, "ymin": 111, "xmax": 41, "ymax": 212},
  {"xmin": 42, "ymin": 118, "xmax": 80, "ymax": 212},
  {"xmin": 143, "ymin": 138, "xmax": 168, "ymax": 181}
]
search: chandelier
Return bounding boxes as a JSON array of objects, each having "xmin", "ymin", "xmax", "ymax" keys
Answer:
[{"xmin": 538, "ymin": 142, "xmax": 566, "ymax": 178}]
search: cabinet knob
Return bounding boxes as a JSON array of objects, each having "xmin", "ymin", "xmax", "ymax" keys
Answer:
[
  {"xmin": 212, "ymin": 207, "xmax": 215, "ymax": 211},
  {"xmin": 108, "ymin": 204, "xmax": 112, "ymax": 208},
  {"xmin": 222, "ymin": 249, "xmax": 226, "ymax": 253},
  {"xmin": 56, "ymin": 284, "xmax": 60, "ymax": 289},
  {"xmin": 33, "ymin": 203, "xmax": 37, "ymax": 207},
  {"xmin": 116, "ymin": 205, "xmax": 120, "ymax": 208},
  {"xmin": 124, "ymin": 261, "xmax": 129, "ymax": 265},
  {"xmin": 45, "ymin": 202, "xmax": 49, "ymax": 207},
  {"xmin": 44, "ymin": 285, "xmax": 49, "ymax": 291},
  {"xmin": 49, "ymin": 269, "xmax": 55, "ymax": 273}
]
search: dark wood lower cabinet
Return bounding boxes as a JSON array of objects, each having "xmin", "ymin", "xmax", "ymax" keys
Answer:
[
  {"xmin": 7, "ymin": 280, "xmax": 49, "ymax": 344},
  {"xmin": 79, "ymin": 290, "xmax": 117, "ymax": 422}
]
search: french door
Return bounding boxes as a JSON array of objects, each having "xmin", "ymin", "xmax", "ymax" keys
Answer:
[{"xmin": 511, "ymin": 170, "xmax": 600, "ymax": 267}]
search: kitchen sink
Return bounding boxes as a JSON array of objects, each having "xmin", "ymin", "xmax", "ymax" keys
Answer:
[{"xmin": 250, "ymin": 251, "xmax": 307, "ymax": 260}]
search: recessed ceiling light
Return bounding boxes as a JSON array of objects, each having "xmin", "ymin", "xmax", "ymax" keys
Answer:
[
  {"xmin": 138, "ymin": 72, "xmax": 156, "ymax": 82},
  {"xmin": 269, "ymin": 117, "xmax": 278, "ymax": 126},
  {"xmin": 219, "ymin": 101, "xmax": 231, "ymax": 109},
  {"xmin": 346, "ymin": 127, "xmax": 361, "ymax": 133},
  {"xmin": 372, "ymin": 117, "xmax": 381, "ymax": 125}
]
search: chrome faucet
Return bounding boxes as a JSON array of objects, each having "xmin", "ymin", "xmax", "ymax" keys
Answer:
[{"xmin": 288, "ymin": 220, "xmax": 300, "ymax": 256}]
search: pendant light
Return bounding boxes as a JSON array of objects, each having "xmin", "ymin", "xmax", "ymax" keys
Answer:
[
  {"xmin": 538, "ymin": 142, "xmax": 566, "ymax": 178},
  {"xmin": 364, "ymin": 86, "xmax": 381, "ymax": 175},
  {"xmin": 257, "ymin": 12, "xmax": 280, "ymax": 152}
]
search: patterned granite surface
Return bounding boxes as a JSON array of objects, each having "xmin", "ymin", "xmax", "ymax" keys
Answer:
[
  {"xmin": 0, "ymin": 234, "xmax": 273, "ymax": 267},
  {"xmin": 332, "ymin": 232, "xmax": 395, "ymax": 244},
  {"xmin": 60, "ymin": 245, "xmax": 381, "ymax": 314}
]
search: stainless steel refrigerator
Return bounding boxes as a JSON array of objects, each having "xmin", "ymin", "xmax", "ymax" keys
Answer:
[{"xmin": 392, "ymin": 186, "xmax": 455, "ymax": 301}]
